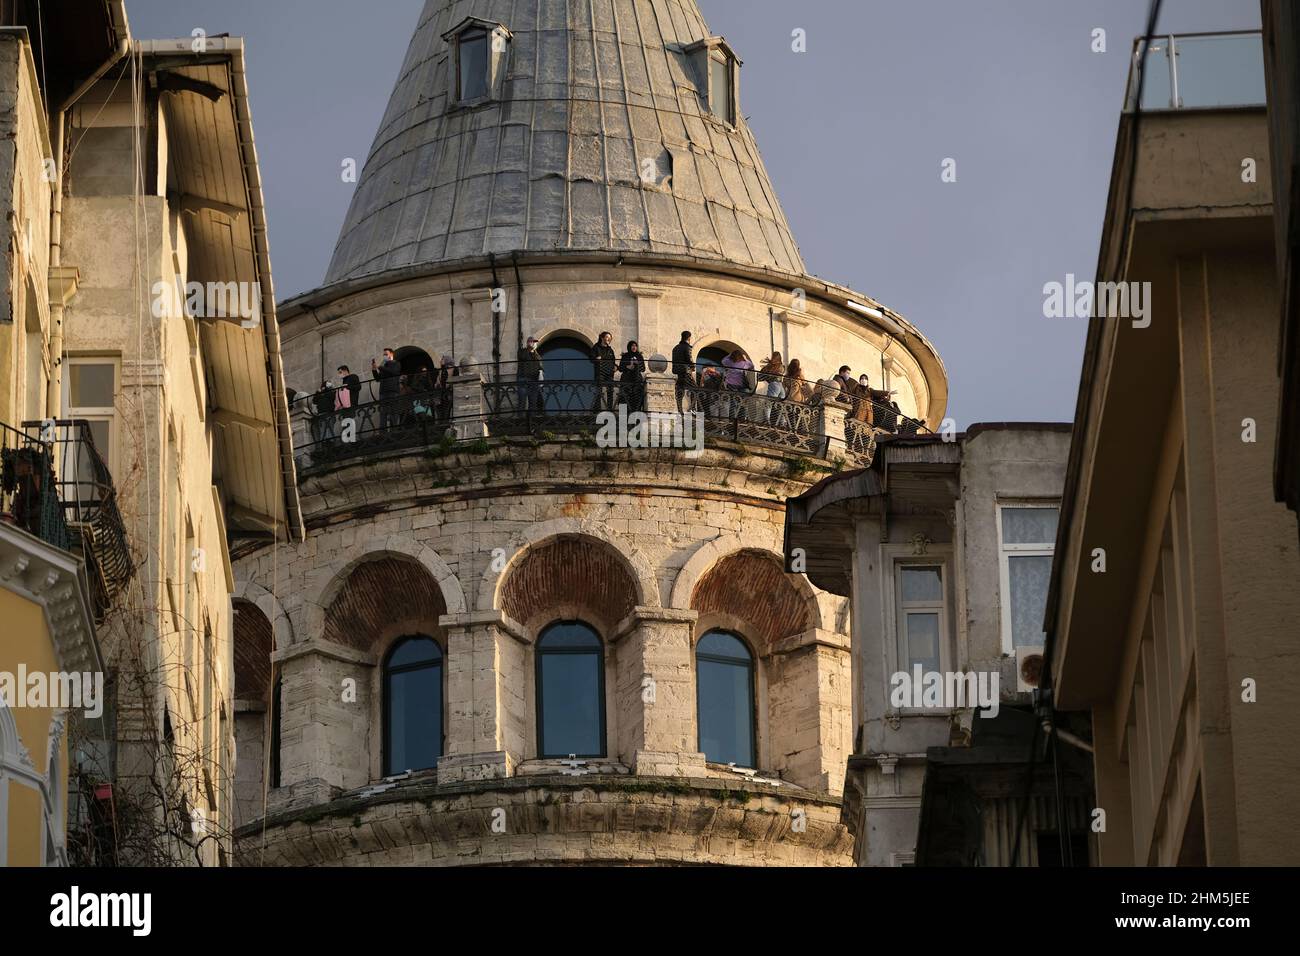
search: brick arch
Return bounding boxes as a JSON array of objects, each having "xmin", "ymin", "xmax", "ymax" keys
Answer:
[
  {"xmin": 322, "ymin": 556, "xmax": 448, "ymax": 653},
  {"xmin": 233, "ymin": 579, "xmax": 293, "ymax": 652},
  {"xmin": 690, "ymin": 550, "xmax": 813, "ymax": 651},
  {"xmin": 479, "ymin": 517, "xmax": 656, "ymax": 612},
  {"xmin": 304, "ymin": 535, "xmax": 466, "ymax": 643},
  {"xmin": 499, "ymin": 537, "xmax": 639, "ymax": 634},
  {"xmin": 233, "ymin": 601, "xmax": 274, "ymax": 703}
]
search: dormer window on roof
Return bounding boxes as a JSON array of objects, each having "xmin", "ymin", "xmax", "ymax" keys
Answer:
[
  {"xmin": 686, "ymin": 37, "xmax": 740, "ymax": 127},
  {"xmin": 444, "ymin": 17, "xmax": 511, "ymax": 108}
]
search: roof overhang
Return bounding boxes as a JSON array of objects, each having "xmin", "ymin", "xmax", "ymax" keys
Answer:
[
  {"xmin": 137, "ymin": 38, "xmax": 304, "ymax": 543},
  {"xmin": 784, "ymin": 438, "xmax": 962, "ymax": 594}
]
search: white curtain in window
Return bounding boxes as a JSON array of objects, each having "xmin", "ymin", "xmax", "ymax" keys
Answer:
[{"xmin": 1009, "ymin": 554, "xmax": 1052, "ymax": 647}]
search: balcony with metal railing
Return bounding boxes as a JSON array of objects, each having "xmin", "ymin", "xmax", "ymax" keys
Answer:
[
  {"xmin": 7, "ymin": 419, "xmax": 134, "ymax": 620},
  {"xmin": 290, "ymin": 360, "xmax": 931, "ymax": 477}
]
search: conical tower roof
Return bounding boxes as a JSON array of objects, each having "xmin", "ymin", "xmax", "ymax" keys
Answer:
[{"xmin": 325, "ymin": 0, "xmax": 807, "ymax": 285}]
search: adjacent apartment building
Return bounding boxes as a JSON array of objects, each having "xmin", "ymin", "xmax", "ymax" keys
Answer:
[
  {"xmin": 1, "ymin": 0, "xmax": 301, "ymax": 865},
  {"xmin": 1044, "ymin": 30, "xmax": 1300, "ymax": 866},
  {"xmin": 784, "ymin": 424, "xmax": 1090, "ymax": 866}
]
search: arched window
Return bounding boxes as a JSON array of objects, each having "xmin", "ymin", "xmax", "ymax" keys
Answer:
[
  {"xmin": 697, "ymin": 343, "xmax": 736, "ymax": 377},
  {"xmin": 696, "ymin": 630, "xmax": 756, "ymax": 768},
  {"xmin": 383, "ymin": 636, "xmax": 444, "ymax": 776},
  {"xmin": 536, "ymin": 621, "xmax": 605, "ymax": 758}
]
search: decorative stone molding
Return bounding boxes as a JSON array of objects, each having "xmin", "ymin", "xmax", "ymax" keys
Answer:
[{"xmin": 0, "ymin": 524, "xmax": 100, "ymax": 676}]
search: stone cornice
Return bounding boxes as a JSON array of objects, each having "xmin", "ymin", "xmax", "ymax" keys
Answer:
[{"xmin": 0, "ymin": 523, "xmax": 102, "ymax": 677}]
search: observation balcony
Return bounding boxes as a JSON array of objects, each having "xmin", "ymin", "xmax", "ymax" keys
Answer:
[{"xmin": 289, "ymin": 360, "xmax": 932, "ymax": 478}]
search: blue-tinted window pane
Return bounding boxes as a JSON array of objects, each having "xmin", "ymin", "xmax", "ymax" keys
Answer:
[
  {"xmin": 539, "ymin": 339, "xmax": 595, "ymax": 382},
  {"xmin": 698, "ymin": 631, "xmax": 751, "ymax": 662},
  {"xmin": 698, "ymin": 656, "xmax": 754, "ymax": 768},
  {"xmin": 538, "ymin": 621, "xmax": 602, "ymax": 649},
  {"xmin": 386, "ymin": 662, "xmax": 442, "ymax": 774},
  {"xmin": 388, "ymin": 637, "xmax": 441, "ymax": 668},
  {"xmin": 459, "ymin": 31, "xmax": 489, "ymax": 100},
  {"xmin": 538, "ymin": 651, "xmax": 603, "ymax": 756},
  {"xmin": 1173, "ymin": 34, "xmax": 1265, "ymax": 109}
]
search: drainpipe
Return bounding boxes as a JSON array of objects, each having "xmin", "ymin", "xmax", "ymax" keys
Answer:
[{"xmin": 47, "ymin": 1, "xmax": 131, "ymax": 416}]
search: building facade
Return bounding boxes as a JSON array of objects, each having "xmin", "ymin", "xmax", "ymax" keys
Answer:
[
  {"xmin": 1044, "ymin": 31, "xmax": 1300, "ymax": 866},
  {"xmin": 231, "ymin": 0, "xmax": 947, "ymax": 867},
  {"xmin": 2, "ymin": 0, "xmax": 301, "ymax": 866},
  {"xmin": 0, "ymin": 24, "xmax": 103, "ymax": 867},
  {"xmin": 784, "ymin": 424, "xmax": 1089, "ymax": 866}
]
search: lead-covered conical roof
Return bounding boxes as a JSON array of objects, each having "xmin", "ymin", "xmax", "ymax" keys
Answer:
[{"xmin": 325, "ymin": 0, "xmax": 807, "ymax": 285}]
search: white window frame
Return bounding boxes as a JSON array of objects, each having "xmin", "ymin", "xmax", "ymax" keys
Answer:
[
  {"xmin": 62, "ymin": 355, "xmax": 119, "ymax": 477},
  {"xmin": 996, "ymin": 500, "xmax": 1061, "ymax": 655},
  {"xmin": 882, "ymin": 544, "xmax": 953, "ymax": 714}
]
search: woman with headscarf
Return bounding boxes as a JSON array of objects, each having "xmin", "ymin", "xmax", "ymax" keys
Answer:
[{"xmin": 618, "ymin": 340, "xmax": 647, "ymax": 413}]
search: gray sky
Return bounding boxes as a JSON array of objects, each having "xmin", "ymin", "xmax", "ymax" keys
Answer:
[{"xmin": 123, "ymin": 0, "xmax": 1262, "ymax": 426}]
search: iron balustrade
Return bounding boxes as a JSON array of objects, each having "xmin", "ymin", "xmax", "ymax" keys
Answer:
[
  {"xmin": 22, "ymin": 419, "xmax": 134, "ymax": 619},
  {"xmin": 292, "ymin": 360, "xmax": 933, "ymax": 473},
  {"xmin": 1, "ymin": 420, "xmax": 72, "ymax": 551}
]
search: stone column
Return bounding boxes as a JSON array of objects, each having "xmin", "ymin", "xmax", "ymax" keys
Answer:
[
  {"xmin": 628, "ymin": 284, "xmax": 664, "ymax": 352},
  {"xmin": 765, "ymin": 627, "xmax": 852, "ymax": 794},
  {"xmin": 450, "ymin": 371, "xmax": 487, "ymax": 439},
  {"xmin": 439, "ymin": 610, "xmax": 529, "ymax": 783},
  {"xmin": 610, "ymin": 607, "xmax": 705, "ymax": 776},
  {"xmin": 818, "ymin": 391, "xmax": 852, "ymax": 460},
  {"xmin": 271, "ymin": 640, "xmax": 376, "ymax": 805}
]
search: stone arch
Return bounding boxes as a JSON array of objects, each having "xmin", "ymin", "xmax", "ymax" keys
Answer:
[
  {"xmin": 233, "ymin": 579, "xmax": 293, "ymax": 652},
  {"xmin": 305, "ymin": 535, "xmax": 466, "ymax": 641},
  {"xmin": 478, "ymin": 517, "xmax": 656, "ymax": 613},
  {"xmin": 672, "ymin": 534, "xmax": 824, "ymax": 636},
  {"xmin": 538, "ymin": 327, "xmax": 594, "ymax": 348}
]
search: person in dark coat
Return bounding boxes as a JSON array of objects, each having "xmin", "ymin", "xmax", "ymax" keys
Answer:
[
  {"xmin": 618, "ymin": 341, "xmax": 647, "ymax": 414},
  {"xmin": 517, "ymin": 336, "xmax": 544, "ymax": 417},
  {"xmin": 312, "ymin": 381, "xmax": 337, "ymax": 442},
  {"xmin": 337, "ymin": 366, "xmax": 362, "ymax": 410},
  {"xmin": 590, "ymin": 331, "xmax": 618, "ymax": 413},
  {"xmin": 672, "ymin": 331, "xmax": 695, "ymax": 413},
  {"xmin": 371, "ymin": 348, "xmax": 402, "ymax": 427}
]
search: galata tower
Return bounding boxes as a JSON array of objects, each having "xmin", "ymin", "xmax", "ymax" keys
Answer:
[{"xmin": 231, "ymin": 0, "xmax": 947, "ymax": 866}]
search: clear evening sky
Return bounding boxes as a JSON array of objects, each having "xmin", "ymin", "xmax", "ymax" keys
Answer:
[{"xmin": 122, "ymin": 0, "xmax": 1262, "ymax": 425}]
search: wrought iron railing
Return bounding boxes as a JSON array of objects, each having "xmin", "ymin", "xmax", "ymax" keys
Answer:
[
  {"xmin": 1, "ymin": 421, "xmax": 72, "ymax": 551},
  {"xmin": 292, "ymin": 361, "xmax": 932, "ymax": 474},
  {"xmin": 22, "ymin": 419, "xmax": 134, "ymax": 618}
]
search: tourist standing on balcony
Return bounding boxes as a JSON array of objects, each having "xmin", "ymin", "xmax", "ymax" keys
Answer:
[
  {"xmin": 757, "ymin": 353, "xmax": 787, "ymax": 426},
  {"xmin": 619, "ymin": 341, "xmax": 647, "ymax": 413},
  {"xmin": 721, "ymin": 349, "xmax": 754, "ymax": 419},
  {"xmin": 833, "ymin": 366, "xmax": 855, "ymax": 393},
  {"xmin": 518, "ymin": 337, "xmax": 545, "ymax": 417},
  {"xmin": 313, "ymin": 381, "xmax": 337, "ymax": 442},
  {"xmin": 338, "ymin": 366, "xmax": 361, "ymax": 410},
  {"xmin": 435, "ymin": 356, "xmax": 456, "ymax": 424},
  {"xmin": 672, "ymin": 331, "xmax": 696, "ymax": 413},
  {"xmin": 783, "ymin": 360, "xmax": 813, "ymax": 433},
  {"xmin": 591, "ymin": 332, "xmax": 618, "ymax": 413},
  {"xmin": 372, "ymin": 348, "xmax": 403, "ymax": 428}
]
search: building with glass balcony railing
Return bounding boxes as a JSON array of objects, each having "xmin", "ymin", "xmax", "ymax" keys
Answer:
[{"xmin": 1044, "ymin": 28, "xmax": 1300, "ymax": 866}]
